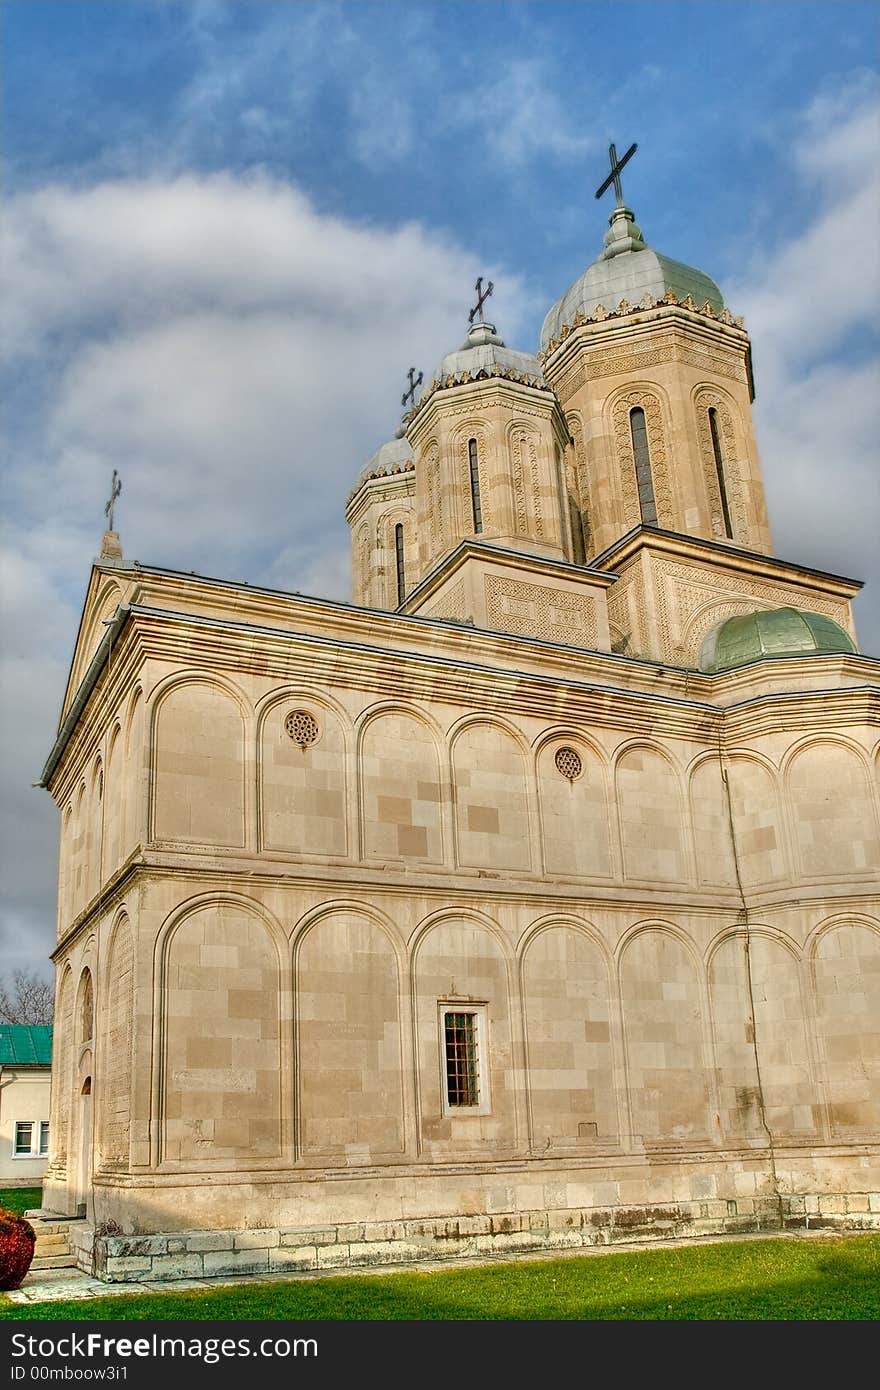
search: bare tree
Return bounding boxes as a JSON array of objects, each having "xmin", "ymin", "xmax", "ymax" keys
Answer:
[{"xmin": 0, "ymin": 969, "xmax": 54, "ymax": 1026}]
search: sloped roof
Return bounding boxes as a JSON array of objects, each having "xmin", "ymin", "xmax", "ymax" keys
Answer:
[{"xmin": 0, "ymin": 1024, "xmax": 53, "ymax": 1066}]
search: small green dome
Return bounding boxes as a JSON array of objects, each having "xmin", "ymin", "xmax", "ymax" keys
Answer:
[{"xmin": 700, "ymin": 608, "xmax": 856, "ymax": 673}]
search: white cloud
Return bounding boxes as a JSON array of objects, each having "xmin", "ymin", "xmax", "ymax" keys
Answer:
[
  {"xmin": 0, "ymin": 172, "xmax": 530, "ymax": 968},
  {"xmin": 730, "ymin": 82, "xmax": 880, "ymax": 650},
  {"xmin": 451, "ymin": 58, "xmax": 597, "ymax": 168}
]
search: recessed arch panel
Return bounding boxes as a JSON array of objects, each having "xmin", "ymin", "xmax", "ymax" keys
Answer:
[
  {"xmin": 360, "ymin": 709, "xmax": 443, "ymax": 864},
  {"xmin": 161, "ymin": 901, "xmax": 281, "ymax": 1163},
  {"xmin": 522, "ymin": 924, "xmax": 617, "ymax": 1146},
  {"xmin": 153, "ymin": 681, "xmax": 246, "ymax": 846},
  {"xmin": 620, "ymin": 928, "xmax": 710, "ymax": 1141},
  {"xmin": 452, "ymin": 721, "xmax": 531, "ymax": 871},
  {"xmin": 812, "ymin": 920, "xmax": 880, "ymax": 1136},
  {"xmin": 295, "ymin": 908, "xmax": 404, "ymax": 1158}
]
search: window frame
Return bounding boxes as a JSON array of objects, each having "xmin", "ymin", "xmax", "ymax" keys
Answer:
[
  {"xmin": 438, "ymin": 1002, "xmax": 491, "ymax": 1117},
  {"xmin": 629, "ymin": 406, "xmax": 658, "ymax": 525},
  {"xmin": 467, "ymin": 438, "xmax": 484, "ymax": 534},
  {"xmin": 13, "ymin": 1120, "xmax": 49, "ymax": 1158}
]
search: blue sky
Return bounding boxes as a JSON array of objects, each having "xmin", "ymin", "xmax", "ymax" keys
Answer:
[{"xmin": 1, "ymin": 0, "xmax": 879, "ymax": 971}]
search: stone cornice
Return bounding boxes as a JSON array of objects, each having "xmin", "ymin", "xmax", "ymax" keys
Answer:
[
  {"xmin": 345, "ymin": 461, "xmax": 415, "ymax": 515},
  {"xmin": 45, "ymin": 563, "xmax": 877, "ymax": 796},
  {"xmin": 593, "ymin": 526, "xmax": 863, "ymax": 598},
  {"xmin": 406, "ymin": 372, "xmax": 555, "ymax": 440},
  {"xmin": 400, "ymin": 539, "xmax": 618, "ymax": 615},
  {"xmin": 52, "ymin": 851, "xmax": 880, "ymax": 963},
  {"xmin": 539, "ymin": 293, "xmax": 749, "ymax": 370}
]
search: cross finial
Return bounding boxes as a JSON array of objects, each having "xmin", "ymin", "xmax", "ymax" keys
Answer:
[
  {"xmin": 594, "ymin": 141, "xmax": 638, "ymax": 207},
  {"xmin": 104, "ymin": 469, "xmax": 122, "ymax": 532},
  {"xmin": 401, "ymin": 366, "xmax": 423, "ymax": 410},
  {"xmin": 468, "ymin": 275, "xmax": 494, "ymax": 326}
]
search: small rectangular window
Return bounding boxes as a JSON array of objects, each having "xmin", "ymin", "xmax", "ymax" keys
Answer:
[
  {"xmin": 440, "ymin": 1003, "xmax": 490, "ymax": 1115},
  {"xmin": 14, "ymin": 1122, "xmax": 33, "ymax": 1156},
  {"xmin": 39, "ymin": 1121, "xmax": 50, "ymax": 1155}
]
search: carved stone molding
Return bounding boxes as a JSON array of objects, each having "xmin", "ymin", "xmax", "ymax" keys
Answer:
[
  {"xmin": 485, "ymin": 574, "xmax": 597, "ymax": 646},
  {"xmin": 457, "ymin": 425, "xmax": 489, "ymax": 536},
  {"xmin": 510, "ymin": 427, "xmax": 544, "ymax": 539},
  {"xmin": 693, "ymin": 388, "xmax": 748, "ymax": 542},
  {"xmin": 611, "ymin": 390, "xmax": 674, "ymax": 530},
  {"xmin": 652, "ymin": 555, "xmax": 849, "ymax": 665},
  {"xmin": 423, "ymin": 580, "xmax": 468, "ymax": 624}
]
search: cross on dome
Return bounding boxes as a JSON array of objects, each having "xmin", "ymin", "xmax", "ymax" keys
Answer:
[{"xmin": 594, "ymin": 141, "xmax": 638, "ymax": 208}]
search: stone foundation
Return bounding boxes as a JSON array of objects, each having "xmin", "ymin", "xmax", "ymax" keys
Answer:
[{"xmin": 72, "ymin": 1193, "xmax": 880, "ymax": 1283}]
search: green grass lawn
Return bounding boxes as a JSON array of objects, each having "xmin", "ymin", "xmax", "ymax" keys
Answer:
[
  {"xmin": 2, "ymin": 1234, "xmax": 878, "ymax": 1321},
  {"xmin": 0, "ymin": 1188, "xmax": 42, "ymax": 1217}
]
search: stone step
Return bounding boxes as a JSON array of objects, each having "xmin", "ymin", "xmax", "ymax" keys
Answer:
[
  {"xmin": 30, "ymin": 1254, "xmax": 77, "ymax": 1271},
  {"xmin": 24, "ymin": 1210, "xmax": 80, "ymax": 1226},
  {"xmin": 34, "ymin": 1235, "xmax": 70, "ymax": 1253}
]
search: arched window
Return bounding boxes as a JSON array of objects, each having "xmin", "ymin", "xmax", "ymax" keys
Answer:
[
  {"xmin": 79, "ymin": 970, "xmax": 93, "ymax": 1045},
  {"xmin": 629, "ymin": 408, "xmax": 657, "ymax": 525},
  {"xmin": 468, "ymin": 438, "xmax": 483, "ymax": 533},
  {"xmin": 708, "ymin": 408, "xmax": 734, "ymax": 539},
  {"xmin": 395, "ymin": 523, "xmax": 406, "ymax": 605},
  {"xmin": 568, "ymin": 496, "xmax": 586, "ymax": 564}
]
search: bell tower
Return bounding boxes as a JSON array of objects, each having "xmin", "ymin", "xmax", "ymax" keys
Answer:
[
  {"xmin": 539, "ymin": 144, "xmax": 772, "ymax": 560},
  {"xmin": 534, "ymin": 143, "xmax": 858, "ymax": 666}
]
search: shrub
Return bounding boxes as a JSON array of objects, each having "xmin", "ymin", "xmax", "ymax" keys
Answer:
[{"xmin": 0, "ymin": 1207, "xmax": 36, "ymax": 1290}]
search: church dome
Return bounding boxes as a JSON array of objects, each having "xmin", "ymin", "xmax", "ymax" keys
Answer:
[
  {"xmin": 540, "ymin": 205, "xmax": 725, "ymax": 350},
  {"xmin": 432, "ymin": 321, "xmax": 545, "ymax": 387},
  {"xmin": 354, "ymin": 423, "xmax": 414, "ymax": 489},
  {"xmin": 699, "ymin": 608, "xmax": 856, "ymax": 673}
]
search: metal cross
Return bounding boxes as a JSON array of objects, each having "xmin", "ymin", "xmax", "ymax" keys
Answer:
[
  {"xmin": 104, "ymin": 469, "xmax": 122, "ymax": 531},
  {"xmin": 401, "ymin": 367, "xmax": 423, "ymax": 409},
  {"xmin": 594, "ymin": 141, "xmax": 638, "ymax": 206},
  {"xmin": 468, "ymin": 276, "xmax": 494, "ymax": 325}
]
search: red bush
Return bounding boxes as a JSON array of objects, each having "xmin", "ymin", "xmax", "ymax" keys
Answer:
[{"xmin": 0, "ymin": 1207, "xmax": 36, "ymax": 1290}]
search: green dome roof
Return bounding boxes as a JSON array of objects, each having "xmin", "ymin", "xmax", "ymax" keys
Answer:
[{"xmin": 700, "ymin": 608, "xmax": 856, "ymax": 673}]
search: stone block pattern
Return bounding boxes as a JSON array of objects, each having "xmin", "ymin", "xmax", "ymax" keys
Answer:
[
  {"xmin": 88, "ymin": 1193, "xmax": 880, "ymax": 1282},
  {"xmin": 297, "ymin": 909, "xmax": 405, "ymax": 1156},
  {"xmin": 162, "ymin": 903, "xmax": 281, "ymax": 1162}
]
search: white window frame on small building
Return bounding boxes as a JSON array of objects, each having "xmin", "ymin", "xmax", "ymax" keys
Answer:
[
  {"xmin": 438, "ymin": 1002, "xmax": 490, "ymax": 1116},
  {"xmin": 13, "ymin": 1119, "xmax": 49, "ymax": 1158}
]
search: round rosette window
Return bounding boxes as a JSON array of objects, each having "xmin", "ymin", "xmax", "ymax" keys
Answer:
[
  {"xmin": 284, "ymin": 710, "xmax": 319, "ymax": 748},
  {"xmin": 554, "ymin": 745, "xmax": 583, "ymax": 781}
]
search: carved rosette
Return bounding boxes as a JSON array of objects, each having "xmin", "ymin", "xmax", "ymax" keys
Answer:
[
  {"xmin": 611, "ymin": 389, "xmax": 673, "ymax": 530},
  {"xmin": 694, "ymin": 388, "xmax": 747, "ymax": 541}
]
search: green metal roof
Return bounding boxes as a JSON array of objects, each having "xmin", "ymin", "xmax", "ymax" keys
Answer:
[
  {"xmin": 700, "ymin": 607, "xmax": 857, "ymax": 673},
  {"xmin": 0, "ymin": 1024, "xmax": 53, "ymax": 1066}
]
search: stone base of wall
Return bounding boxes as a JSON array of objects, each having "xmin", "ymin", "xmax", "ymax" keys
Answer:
[{"xmin": 78, "ymin": 1193, "xmax": 880, "ymax": 1283}]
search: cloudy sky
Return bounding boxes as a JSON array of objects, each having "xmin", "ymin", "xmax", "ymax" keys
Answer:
[{"xmin": 2, "ymin": 0, "xmax": 878, "ymax": 975}]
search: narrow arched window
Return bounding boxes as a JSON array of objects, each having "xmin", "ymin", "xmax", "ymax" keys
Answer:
[
  {"xmin": 629, "ymin": 408, "xmax": 657, "ymax": 525},
  {"xmin": 708, "ymin": 408, "xmax": 733, "ymax": 539},
  {"xmin": 468, "ymin": 438, "xmax": 483, "ymax": 533},
  {"xmin": 568, "ymin": 496, "xmax": 586, "ymax": 564},
  {"xmin": 395, "ymin": 522, "xmax": 406, "ymax": 605}
]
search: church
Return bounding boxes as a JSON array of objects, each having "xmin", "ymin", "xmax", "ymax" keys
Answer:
[{"xmin": 38, "ymin": 149, "xmax": 880, "ymax": 1282}]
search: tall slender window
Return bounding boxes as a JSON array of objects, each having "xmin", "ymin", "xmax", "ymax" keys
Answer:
[
  {"xmin": 708, "ymin": 408, "xmax": 734, "ymax": 539},
  {"xmin": 629, "ymin": 407, "xmax": 657, "ymax": 525},
  {"xmin": 569, "ymin": 496, "xmax": 586, "ymax": 564},
  {"xmin": 468, "ymin": 438, "xmax": 483, "ymax": 533},
  {"xmin": 395, "ymin": 522, "xmax": 406, "ymax": 605}
]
